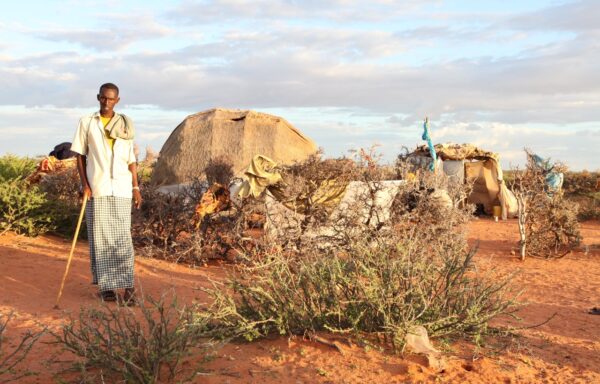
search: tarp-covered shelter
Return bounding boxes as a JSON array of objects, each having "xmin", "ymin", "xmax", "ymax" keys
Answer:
[
  {"xmin": 151, "ymin": 108, "xmax": 318, "ymax": 186},
  {"xmin": 409, "ymin": 143, "xmax": 517, "ymax": 218}
]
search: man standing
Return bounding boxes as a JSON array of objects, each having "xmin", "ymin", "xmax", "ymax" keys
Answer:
[{"xmin": 71, "ymin": 83, "xmax": 142, "ymax": 304}]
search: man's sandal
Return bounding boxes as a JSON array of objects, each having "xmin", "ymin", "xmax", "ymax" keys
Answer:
[
  {"xmin": 99, "ymin": 290, "xmax": 117, "ymax": 302},
  {"xmin": 119, "ymin": 288, "xmax": 137, "ymax": 306},
  {"xmin": 588, "ymin": 307, "xmax": 600, "ymax": 315}
]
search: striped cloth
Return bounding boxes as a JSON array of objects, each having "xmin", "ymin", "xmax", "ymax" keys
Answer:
[{"xmin": 85, "ymin": 196, "xmax": 134, "ymax": 292}]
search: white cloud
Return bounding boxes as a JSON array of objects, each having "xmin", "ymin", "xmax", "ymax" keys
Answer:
[
  {"xmin": 31, "ymin": 15, "xmax": 172, "ymax": 51},
  {"xmin": 507, "ymin": 0, "xmax": 600, "ymax": 32},
  {"xmin": 1, "ymin": 0, "xmax": 600, "ymax": 169},
  {"xmin": 168, "ymin": 0, "xmax": 437, "ymax": 24}
]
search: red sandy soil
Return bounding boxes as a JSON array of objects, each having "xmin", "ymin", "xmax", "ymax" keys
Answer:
[{"xmin": 1, "ymin": 219, "xmax": 599, "ymax": 383}]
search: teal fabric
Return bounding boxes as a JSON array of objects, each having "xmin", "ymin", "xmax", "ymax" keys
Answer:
[
  {"xmin": 532, "ymin": 153, "xmax": 563, "ymax": 192},
  {"xmin": 421, "ymin": 119, "xmax": 437, "ymax": 172},
  {"xmin": 546, "ymin": 172, "xmax": 564, "ymax": 191}
]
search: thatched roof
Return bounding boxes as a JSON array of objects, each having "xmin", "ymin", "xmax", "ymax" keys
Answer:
[
  {"xmin": 151, "ymin": 108, "xmax": 318, "ymax": 186},
  {"xmin": 410, "ymin": 143, "xmax": 499, "ymax": 162}
]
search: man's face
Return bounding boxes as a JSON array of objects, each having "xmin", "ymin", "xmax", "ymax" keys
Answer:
[{"xmin": 97, "ymin": 88, "xmax": 120, "ymax": 116}]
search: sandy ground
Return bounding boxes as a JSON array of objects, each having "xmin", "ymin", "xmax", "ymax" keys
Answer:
[{"xmin": 1, "ymin": 218, "xmax": 599, "ymax": 383}]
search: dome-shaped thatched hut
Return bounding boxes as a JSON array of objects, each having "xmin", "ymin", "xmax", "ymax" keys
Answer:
[{"xmin": 151, "ymin": 108, "xmax": 318, "ymax": 186}]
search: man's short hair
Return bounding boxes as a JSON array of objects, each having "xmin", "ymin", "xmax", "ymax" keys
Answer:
[{"xmin": 99, "ymin": 83, "xmax": 119, "ymax": 95}]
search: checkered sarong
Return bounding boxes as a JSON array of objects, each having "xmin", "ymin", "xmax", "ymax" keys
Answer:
[{"xmin": 85, "ymin": 196, "xmax": 134, "ymax": 291}]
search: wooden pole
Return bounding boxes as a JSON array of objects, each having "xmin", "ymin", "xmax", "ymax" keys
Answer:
[{"xmin": 54, "ymin": 194, "xmax": 88, "ymax": 309}]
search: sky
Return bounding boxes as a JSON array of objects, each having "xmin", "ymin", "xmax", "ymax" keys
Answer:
[{"xmin": 1, "ymin": 0, "xmax": 598, "ymax": 170}]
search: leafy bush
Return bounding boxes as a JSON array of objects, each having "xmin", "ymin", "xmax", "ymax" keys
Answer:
[
  {"xmin": 204, "ymin": 237, "xmax": 517, "ymax": 350},
  {"xmin": 0, "ymin": 154, "xmax": 84, "ymax": 237},
  {"xmin": 0, "ymin": 155, "xmax": 37, "ymax": 182},
  {"xmin": 52, "ymin": 294, "xmax": 219, "ymax": 384},
  {"xmin": 0, "ymin": 311, "xmax": 46, "ymax": 383},
  {"xmin": 0, "ymin": 179, "xmax": 54, "ymax": 236}
]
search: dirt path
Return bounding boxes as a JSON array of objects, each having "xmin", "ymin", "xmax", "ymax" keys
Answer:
[{"xmin": 0, "ymin": 219, "xmax": 599, "ymax": 383}]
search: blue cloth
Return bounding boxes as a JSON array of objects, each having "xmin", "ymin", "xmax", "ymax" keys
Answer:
[
  {"xmin": 531, "ymin": 153, "xmax": 563, "ymax": 192},
  {"xmin": 546, "ymin": 172, "xmax": 564, "ymax": 191},
  {"xmin": 422, "ymin": 119, "xmax": 436, "ymax": 172},
  {"xmin": 532, "ymin": 154, "xmax": 553, "ymax": 172}
]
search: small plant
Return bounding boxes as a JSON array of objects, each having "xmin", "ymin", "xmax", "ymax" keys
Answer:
[
  {"xmin": 0, "ymin": 311, "xmax": 46, "ymax": 383},
  {"xmin": 52, "ymin": 293, "xmax": 219, "ymax": 384}
]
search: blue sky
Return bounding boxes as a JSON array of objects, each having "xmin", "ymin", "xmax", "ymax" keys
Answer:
[{"xmin": 1, "ymin": 0, "xmax": 598, "ymax": 170}]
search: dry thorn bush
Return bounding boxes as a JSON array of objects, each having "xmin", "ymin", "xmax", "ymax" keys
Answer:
[
  {"xmin": 204, "ymin": 156, "xmax": 234, "ymax": 186},
  {"xmin": 132, "ymin": 156, "xmax": 257, "ymax": 264},
  {"xmin": 198, "ymin": 151, "xmax": 519, "ymax": 350},
  {"xmin": 511, "ymin": 150, "xmax": 581, "ymax": 259},
  {"xmin": 131, "ymin": 180, "xmax": 207, "ymax": 264}
]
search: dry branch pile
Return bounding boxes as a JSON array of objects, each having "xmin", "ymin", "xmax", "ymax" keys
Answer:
[{"xmin": 511, "ymin": 150, "xmax": 581, "ymax": 259}]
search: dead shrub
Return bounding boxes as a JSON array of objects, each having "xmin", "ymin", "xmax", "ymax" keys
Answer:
[
  {"xmin": 204, "ymin": 156, "xmax": 234, "ymax": 186},
  {"xmin": 131, "ymin": 176, "xmax": 268, "ymax": 264},
  {"xmin": 131, "ymin": 180, "xmax": 206, "ymax": 264},
  {"xmin": 511, "ymin": 150, "xmax": 581, "ymax": 259}
]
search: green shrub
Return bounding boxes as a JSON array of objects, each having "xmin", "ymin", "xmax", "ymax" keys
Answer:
[
  {"xmin": 0, "ymin": 154, "xmax": 84, "ymax": 237},
  {"xmin": 0, "ymin": 155, "xmax": 37, "ymax": 182},
  {"xmin": 203, "ymin": 233, "xmax": 518, "ymax": 350},
  {"xmin": 52, "ymin": 294, "xmax": 219, "ymax": 384},
  {"xmin": 0, "ymin": 179, "xmax": 54, "ymax": 236}
]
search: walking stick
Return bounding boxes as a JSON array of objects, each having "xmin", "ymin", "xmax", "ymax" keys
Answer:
[{"xmin": 54, "ymin": 194, "xmax": 88, "ymax": 309}]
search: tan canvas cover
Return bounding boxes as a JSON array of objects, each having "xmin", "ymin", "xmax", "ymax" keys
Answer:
[
  {"xmin": 151, "ymin": 108, "xmax": 318, "ymax": 186},
  {"xmin": 411, "ymin": 143, "xmax": 517, "ymax": 217},
  {"xmin": 464, "ymin": 160, "xmax": 500, "ymax": 214}
]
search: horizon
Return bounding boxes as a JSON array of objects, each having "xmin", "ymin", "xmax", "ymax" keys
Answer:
[{"xmin": 1, "ymin": 0, "xmax": 599, "ymax": 171}]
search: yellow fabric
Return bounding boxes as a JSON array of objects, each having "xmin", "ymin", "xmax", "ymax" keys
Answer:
[
  {"xmin": 238, "ymin": 155, "xmax": 349, "ymax": 215},
  {"xmin": 100, "ymin": 116, "xmax": 115, "ymax": 150},
  {"xmin": 238, "ymin": 155, "xmax": 282, "ymax": 198}
]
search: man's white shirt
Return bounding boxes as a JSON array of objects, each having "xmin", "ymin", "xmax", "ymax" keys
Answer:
[{"xmin": 71, "ymin": 111, "xmax": 136, "ymax": 198}]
